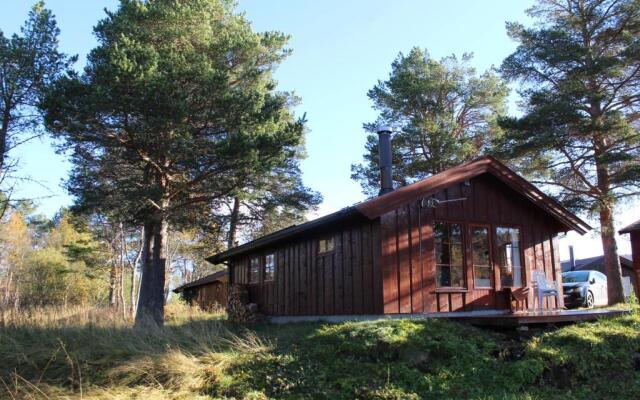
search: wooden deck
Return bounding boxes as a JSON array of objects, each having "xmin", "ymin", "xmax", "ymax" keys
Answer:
[
  {"xmin": 441, "ymin": 308, "xmax": 630, "ymax": 327},
  {"xmin": 268, "ymin": 308, "xmax": 630, "ymax": 327}
]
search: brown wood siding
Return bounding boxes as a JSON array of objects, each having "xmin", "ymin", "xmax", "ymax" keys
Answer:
[
  {"xmin": 379, "ymin": 174, "xmax": 565, "ymax": 313},
  {"xmin": 631, "ymin": 232, "xmax": 640, "ymax": 299},
  {"xmin": 229, "ymin": 219, "xmax": 382, "ymax": 316},
  {"xmin": 191, "ymin": 281, "xmax": 228, "ymax": 310}
]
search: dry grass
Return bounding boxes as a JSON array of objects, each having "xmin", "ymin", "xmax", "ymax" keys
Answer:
[
  {"xmin": 2, "ymin": 304, "xmax": 638, "ymax": 399},
  {"xmin": 0, "ymin": 303, "xmax": 248, "ymax": 399}
]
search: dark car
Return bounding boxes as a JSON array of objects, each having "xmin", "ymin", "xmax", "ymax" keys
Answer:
[{"xmin": 562, "ymin": 270, "xmax": 608, "ymax": 308}]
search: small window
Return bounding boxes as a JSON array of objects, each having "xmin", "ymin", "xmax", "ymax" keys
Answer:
[
  {"xmin": 434, "ymin": 222, "xmax": 465, "ymax": 288},
  {"xmin": 264, "ymin": 253, "xmax": 275, "ymax": 282},
  {"xmin": 317, "ymin": 237, "xmax": 335, "ymax": 254},
  {"xmin": 496, "ymin": 227, "xmax": 522, "ymax": 287},
  {"xmin": 249, "ymin": 257, "xmax": 261, "ymax": 284}
]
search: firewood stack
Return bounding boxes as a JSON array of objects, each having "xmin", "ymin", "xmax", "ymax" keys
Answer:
[{"xmin": 226, "ymin": 284, "xmax": 262, "ymax": 323}]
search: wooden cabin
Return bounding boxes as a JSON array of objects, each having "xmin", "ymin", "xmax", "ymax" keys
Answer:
[
  {"xmin": 207, "ymin": 155, "xmax": 591, "ymax": 316},
  {"xmin": 620, "ymin": 220, "xmax": 640, "ymax": 299},
  {"xmin": 173, "ymin": 269, "xmax": 228, "ymax": 310}
]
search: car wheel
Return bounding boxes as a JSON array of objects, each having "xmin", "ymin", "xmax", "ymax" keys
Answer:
[{"xmin": 585, "ymin": 291, "xmax": 594, "ymax": 308}]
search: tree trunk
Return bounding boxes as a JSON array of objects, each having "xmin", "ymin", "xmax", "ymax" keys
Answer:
[
  {"xmin": 593, "ymin": 132, "xmax": 625, "ymax": 305},
  {"xmin": 118, "ymin": 222, "xmax": 126, "ymax": 318},
  {"xmin": 1, "ymin": 105, "xmax": 11, "ymax": 177},
  {"xmin": 599, "ymin": 203, "xmax": 625, "ymax": 305},
  {"xmin": 3, "ymin": 270, "xmax": 13, "ymax": 308},
  {"xmin": 135, "ymin": 216, "xmax": 168, "ymax": 327},
  {"xmin": 227, "ymin": 196, "xmax": 240, "ymax": 249},
  {"xmin": 129, "ymin": 227, "xmax": 143, "ymax": 320},
  {"xmin": 108, "ymin": 259, "xmax": 118, "ymax": 308}
]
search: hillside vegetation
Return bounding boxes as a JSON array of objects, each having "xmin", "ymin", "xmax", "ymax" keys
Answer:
[{"xmin": 1, "ymin": 304, "xmax": 639, "ymax": 399}]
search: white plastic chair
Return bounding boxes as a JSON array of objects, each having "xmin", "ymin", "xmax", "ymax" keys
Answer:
[{"xmin": 532, "ymin": 269, "xmax": 560, "ymax": 310}]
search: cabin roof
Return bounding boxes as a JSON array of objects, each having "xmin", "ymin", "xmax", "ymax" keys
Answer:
[
  {"xmin": 173, "ymin": 269, "xmax": 228, "ymax": 293},
  {"xmin": 619, "ymin": 219, "xmax": 640, "ymax": 234},
  {"xmin": 207, "ymin": 156, "xmax": 591, "ymax": 264}
]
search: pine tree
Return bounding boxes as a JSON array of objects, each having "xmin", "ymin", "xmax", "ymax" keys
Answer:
[
  {"xmin": 0, "ymin": 1, "xmax": 73, "ymax": 215},
  {"xmin": 352, "ymin": 48, "xmax": 508, "ymax": 196},
  {"xmin": 43, "ymin": 0, "xmax": 308, "ymax": 325},
  {"xmin": 496, "ymin": 0, "xmax": 640, "ymax": 304}
]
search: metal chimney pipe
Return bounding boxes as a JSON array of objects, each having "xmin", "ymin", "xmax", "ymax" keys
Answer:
[
  {"xmin": 377, "ymin": 125, "xmax": 393, "ymax": 196},
  {"xmin": 569, "ymin": 245, "xmax": 575, "ymax": 271}
]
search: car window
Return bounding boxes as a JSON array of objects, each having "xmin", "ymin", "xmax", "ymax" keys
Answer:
[{"xmin": 562, "ymin": 271, "xmax": 590, "ymax": 282}]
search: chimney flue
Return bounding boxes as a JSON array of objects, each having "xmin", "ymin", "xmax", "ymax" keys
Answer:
[
  {"xmin": 377, "ymin": 125, "xmax": 393, "ymax": 196},
  {"xmin": 569, "ymin": 245, "xmax": 576, "ymax": 271}
]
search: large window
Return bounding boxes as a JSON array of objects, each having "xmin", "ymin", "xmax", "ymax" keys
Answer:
[
  {"xmin": 249, "ymin": 256, "xmax": 261, "ymax": 284},
  {"xmin": 471, "ymin": 226, "xmax": 492, "ymax": 288},
  {"xmin": 496, "ymin": 227, "xmax": 522, "ymax": 287},
  {"xmin": 264, "ymin": 253, "xmax": 275, "ymax": 282},
  {"xmin": 317, "ymin": 237, "xmax": 335, "ymax": 254},
  {"xmin": 434, "ymin": 222, "xmax": 465, "ymax": 288}
]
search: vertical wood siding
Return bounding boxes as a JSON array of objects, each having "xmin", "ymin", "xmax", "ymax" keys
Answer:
[
  {"xmin": 630, "ymin": 232, "xmax": 640, "ymax": 298},
  {"xmin": 379, "ymin": 174, "xmax": 565, "ymax": 313},
  {"xmin": 228, "ymin": 173, "xmax": 566, "ymax": 316},
  {"xmin": 230, "ymin": 219, "xmax": 382, "ymax": 315},
  {"xmin": 192, "ymin": 282, "xmax": 228, "ymax": 310}
]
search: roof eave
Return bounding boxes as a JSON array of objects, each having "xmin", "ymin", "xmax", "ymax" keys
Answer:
[
  {"xmin": 206, "ymin": 206, "xmax": 363, "ymax": 263},
  {"xmin": 356, "ymin": 156, "xmax": 591, "ymax": 235}
]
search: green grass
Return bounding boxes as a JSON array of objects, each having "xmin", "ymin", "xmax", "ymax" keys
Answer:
[{"xmin": 1, "ymin": 304, "xmax": 639, "ymax": 399}]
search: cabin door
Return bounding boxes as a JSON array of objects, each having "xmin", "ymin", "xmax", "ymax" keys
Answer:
[{"xmin": 469, "ymin": 225, "xmax": 497, "ymax": 308}]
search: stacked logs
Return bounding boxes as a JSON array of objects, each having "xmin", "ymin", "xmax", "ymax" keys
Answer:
[{"xmin": 226, "ymin": 284, "xmax": 262, "ymax": 323}]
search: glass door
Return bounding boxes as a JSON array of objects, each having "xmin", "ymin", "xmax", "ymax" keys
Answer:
[{"xmin": 471, "ymin": 226, "xmax": 493, "ymax": 289}]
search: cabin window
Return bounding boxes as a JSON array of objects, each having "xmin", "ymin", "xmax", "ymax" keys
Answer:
[
  {"xmin": 434, "ymin": 222, "xmax": 465, "ymax": 288},
  {"xmin": 264, "ymin": 253, "xmax": 275, "ymax": 282},
  {"xmin": 496, "ymin": 227, "xmax": 522, "ymax": 287},
  {"xmin": 249, "ymin": 257, "xmax": 261, "ymax": 284},
  {"xmin": 471, "ymin": 226, "xmax": 492, "ymax": 288},
  {"xmin": 317, "ymin": 237, "xmax": 335, "ymax": 254}
]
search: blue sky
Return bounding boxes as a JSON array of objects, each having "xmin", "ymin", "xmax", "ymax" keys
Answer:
[{"xmin": 3, "ymin": 0, "xmax": 636, "ymax": 258}]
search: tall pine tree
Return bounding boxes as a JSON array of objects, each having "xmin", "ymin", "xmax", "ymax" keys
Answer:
[
  {"xmin": 352, "ymin": 48, "xmax": 508, "ymax": 196},
  {"xmin": 43, "ymin": 0, "xmax": 308, "ymax": 325},
  {"xmin": 0, "ymin": 1, "xmax": 73, "ymax": 216},
  {"xmin": 496, "ymin": 0, "xmax": 640, "ymax": 304}
]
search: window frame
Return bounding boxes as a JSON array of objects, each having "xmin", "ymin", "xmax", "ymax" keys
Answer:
[
  {"xmin": 317, "ymin": 235, "xmax": 335, "ymax": 255},
  {"xmin": 433, "ymin": 220, "xmax": 466, "ymax": 289},
  {"xmin": 264, "ymin": 253, "xmax": 276, "ymax": 282},
  {"xmin": 494, "ymin": 225, "xmax": 525, "ymax": 289},
  {"xmin": 248, "ymin": 256, "xmax": 261, "ymax": 285},
  {"xmin": 246, "ymin": 252, "xmax": 277, "ymax": 285}
]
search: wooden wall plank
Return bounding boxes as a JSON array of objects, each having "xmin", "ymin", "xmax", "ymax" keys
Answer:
[
  {"xmin": 381, "ymin": 211, "xmax": 399, "ymax": 313},
  {"xmin": 362, "ymin": 222, "xmax": 374, "ymax": 314},
  {"xmin": 421, "ymin": 206, "xmax": 437, "ymax": 313},
  {"xmin": 397, "ymin": 206, "xmax": 412, "ymax": 313},
  {"xmin": 324, "ymin": 250, "xmax": 334, "ymax": 315},
  {"xmin": 372, "ymin": 221, "xmax": 383, "ymax": 314},
  {"xmin": 352, "ymin": 226, "xmax": 364, "ymax": 314},
  {"xmin": 451, "ymin": 293, "xmax": 463, "ymax": 311},
  {"xmin": 334, "ymin": 231, "xmax": 344, "ymax": 314},
  {"xmin": 343, "ymin": 229, "xmax": 353, "ymax": 314},
  {"xmin": 409, "ymin": 202, "xmax": 424, "ymax": 313}
]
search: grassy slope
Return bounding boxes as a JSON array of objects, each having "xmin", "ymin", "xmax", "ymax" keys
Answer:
[{"xmin": 1, "ymin": 305, "xmax": 639, "ymax": 399}]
